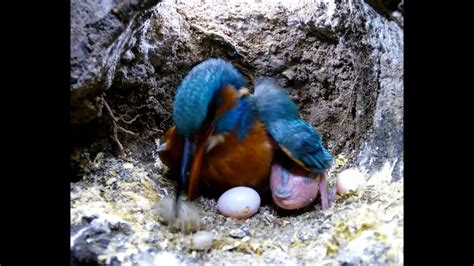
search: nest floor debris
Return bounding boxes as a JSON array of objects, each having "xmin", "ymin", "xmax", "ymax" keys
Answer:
[{"xmin": 71, "ymin": 150, "xmax": 403, "ymax": 265}]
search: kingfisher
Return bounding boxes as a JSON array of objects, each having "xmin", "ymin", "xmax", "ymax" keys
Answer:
[{"xmin": 158, "ymin": 58, "xmax": 332, "ymax": 213}]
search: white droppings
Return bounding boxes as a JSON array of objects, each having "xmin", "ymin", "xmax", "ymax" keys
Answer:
[
  {"xmin": 153, "ymin": 252, "xmax": 181, "ymax": 266},
  {"xmin": 106, "ymin": 177, "xmax": 117, "ymax": 186},
  {"xmin": 123, "ymin": 162, "xmax": 134, "ymax": 169},
  {"xmin": 70, "ymin": 227, "xmax": 88, "ymax": 248},
  {"xmin": 367, "ymin": 159, "xmax": 397, "ymax": 186}
]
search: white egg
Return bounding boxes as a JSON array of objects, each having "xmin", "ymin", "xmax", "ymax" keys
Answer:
[
  {"xmin": 217, "ymin": 186, "xmax": 260, "ymax": 219},
  {"xmin": 336, "ymin": 168, "xmax": 366, "ymax": 195}
]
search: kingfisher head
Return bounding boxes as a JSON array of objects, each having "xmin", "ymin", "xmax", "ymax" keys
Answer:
[
  {"xmin": 172, "ymin": 58, "xmax": 247, "ymax": 137},
  {"xmin": 169, "ymin": 58, "xmax": 247, "ymax": 201}
]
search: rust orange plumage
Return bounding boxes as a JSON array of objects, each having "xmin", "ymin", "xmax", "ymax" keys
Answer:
[{"xmin": 159, "ymin": 85, "xmax": 274, "ymax": 199}]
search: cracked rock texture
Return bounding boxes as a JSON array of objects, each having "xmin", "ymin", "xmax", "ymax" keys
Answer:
[
  {"xmin": 70, "ymin": 0, "xmax": 403, "ymax": 179},
  {"xmin": 70, "ymin": 0, "xmax": 403, "ymax": 264}
]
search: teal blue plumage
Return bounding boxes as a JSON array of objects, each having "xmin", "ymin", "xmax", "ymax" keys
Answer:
[
  {"xmin": 265, "ymin": 119, "xmax": 333, "ymax": 173},
  {"xmin": 215, "ymin": 97, "xmax": 256, "ymax": 140},
  {"xmin": 250, "ymin": 78, "xmax": 333, "ymax": 173},
  {"xmin": 171, "ymin": 57, "xmax": 332, "ymax": 174},
  {"xmin": 173, "ymin": 58, "xmax": 247, "ymax": 137}
]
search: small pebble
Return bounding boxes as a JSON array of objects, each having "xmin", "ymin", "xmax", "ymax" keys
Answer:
[
  {"xmin": 241, "ymin": 236, "xmax": 250, "ymax": 242},
  {"xmin": 217, "ymin": 186, "xmax": 260, "ymax": 219},
  {"xmin": 189, "ymin": 231, "xmax": 216, "ymax": 251},
  {"xmin": 123, "ymin": 163, "xmax": 134, "ymax": 169},
  {"xmin": 229, "ymin": 228, "xmax": 249, "ymax": 238},
  {"xmin": 153, "ymin": 252, "xmax": 180, "ymax": 266},
  {"xmin": 106, "ymin": 177, "xmax": 117, "ymax": 186}
]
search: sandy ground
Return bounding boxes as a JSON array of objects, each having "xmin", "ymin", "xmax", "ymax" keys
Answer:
[{"xmin": 71, "ymin": 149, "xmax": 402, "ymax": 265}]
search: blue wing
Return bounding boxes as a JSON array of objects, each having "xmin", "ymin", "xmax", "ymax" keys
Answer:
[
  {"xmin": 251, "ymin": 78, "xmax": 333, "ymax": 173},
  {"xmin": 215, "ymin": 97, "xmax": 256, "ymax": 140},
  {"xmin": 173, "ymin": 58, "xmax": 247, "ymax": 137},
  {"xmin": 266, "ymin": 119, "xmax": 332, "ymax": 173}
]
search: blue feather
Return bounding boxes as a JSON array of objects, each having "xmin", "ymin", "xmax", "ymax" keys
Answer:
[
  {"xmin": 173, "ymin": 58, "xmax": 247, "ymax": 137},
  {"xmin": 270, "ymin": 119, "xmax": 332, "ymax": 173},
  {"xmin": 251, "ymin": 78, "xmax": 333, "ymax": 173},
  {"xmin": 215, "ymin": 97, "xmax": 256, "ymax": 140}
]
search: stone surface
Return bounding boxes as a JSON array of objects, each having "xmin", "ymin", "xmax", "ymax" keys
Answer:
[
  {"xmin": 71, "ymin": 0, "xmax": 403, "ymax": 264},
  {"xmin": 70, "ymin": 0, "xmax": 160, "ymax": 125},
  {"xmin": 71, "ymin": 0, "xmax": 403, "ymax": 180}
]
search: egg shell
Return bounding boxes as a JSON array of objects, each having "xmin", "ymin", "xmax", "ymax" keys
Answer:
[
  {"xmin": 217, "ymin": 186, "xmax": 261, "ymax": 219},
  {"xmin": 336, "ymin": 168, "xmax": 366, "ymax": 195}
]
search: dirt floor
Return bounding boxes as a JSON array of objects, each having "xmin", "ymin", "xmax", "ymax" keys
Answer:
[
  {"xmin": 71, "ymin": 148, "xmax": 403, "ymax": 265},
  {"xmin": 70, "ymin": 1, "xmax": 403, "ymax": 264}
]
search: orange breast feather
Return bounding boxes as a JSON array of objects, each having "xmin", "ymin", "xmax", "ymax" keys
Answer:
[
  {"xmin": 158, "ymin": 126, "xmax": 183, "ymax": 172},
  {"xmin": 200, "ymin": 121, "xmax": 273, "ymax": 194}
]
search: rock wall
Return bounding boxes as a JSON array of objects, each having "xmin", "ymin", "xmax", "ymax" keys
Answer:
[
  {"xmin": 71, "ymin": 0, "xmax": 403, "ymax": 180},
  {"xmin": 70, "ymin": 0, "xmax": 404, "ymax": 264}
]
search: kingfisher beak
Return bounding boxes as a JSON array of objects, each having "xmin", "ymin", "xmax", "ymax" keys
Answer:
[
  {"xmin": 181, "ymin": 124, "xmax": 216, "ymax": 201},
  {"xmin": 171, "ymin": 137, "xmax": 196, "ymax": 217},
  {"xmin": 178, "ymin": 137, "xmax": 196, "ymax": 196}
]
